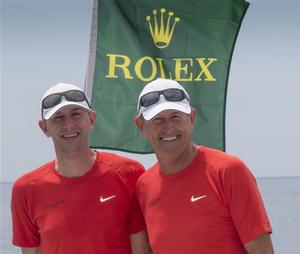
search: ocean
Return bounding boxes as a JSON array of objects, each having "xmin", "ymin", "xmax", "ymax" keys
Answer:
[{"xmin": 1, "ymin": 178, "xmax": 300, "ymax": 254}]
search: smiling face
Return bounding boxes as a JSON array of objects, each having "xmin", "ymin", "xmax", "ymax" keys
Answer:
[
  {"xmin": 135, "ymin": 109, "xmax": 196, "ymax": 157},
  {"xmin": 39, "ymin": 106, "xmax": 96, "ymax": 154}
]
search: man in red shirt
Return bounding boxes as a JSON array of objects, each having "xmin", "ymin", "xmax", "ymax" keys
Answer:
[
  {"xmin": 134, "ymin": 78, "xmax": 274, "ymax": 254},
  {"xmin": 11, "ymin": 83, "xmax": 151, "ymax": 254}
]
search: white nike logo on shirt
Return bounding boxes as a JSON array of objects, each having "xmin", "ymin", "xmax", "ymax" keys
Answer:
[
  {"xmin": 100, "ymin": 195, "xmax": 116, "ymax": 202},
  {"xmin": 191, "ymin": 195, "xmax": 207, "ymax": 202}
]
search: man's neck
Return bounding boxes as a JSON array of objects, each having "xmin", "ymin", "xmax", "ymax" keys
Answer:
[
  {"xmin": 55, "ymin": 149, "xmax": 96, "ymax": 177},
  {"xmin": 157, "ymin": 144, "xmax": 198, "ymax": 175}
]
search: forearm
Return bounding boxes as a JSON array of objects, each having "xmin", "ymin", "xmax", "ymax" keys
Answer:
[
  {"xmin": 130, "ymin": 230, "xmax": 152, "ymax": 254},
  {"xmin": 21, "ymin": 247, "xmax": 39, "ymax": 254},
  {"xmin": 244, "ymin": 233, "xmax": 274, "ymax": 254}
]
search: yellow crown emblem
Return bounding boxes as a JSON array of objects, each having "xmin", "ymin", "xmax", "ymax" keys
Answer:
[{"xmin": 146, "ymin": 8, "xmax": 180, "ymax": 49}]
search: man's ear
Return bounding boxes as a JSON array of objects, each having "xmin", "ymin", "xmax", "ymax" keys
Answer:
[
  {"xmin": 134, "ymin": 115, "xmax": 144, "ymax": 132},
  {"xmin": 88, "ymin": 110, "xmax": 97, "ymax": 131},
  {"xmin": 38, "ymin": 120, "xmax": 51, "ymax": 137},
  {"xmin": 190, "ymin": 108, "xmax": 196, "ymax": 127}
]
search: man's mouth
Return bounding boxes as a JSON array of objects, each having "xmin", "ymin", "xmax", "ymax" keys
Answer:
[
  {"xmin": 61, "ymin": 133, "xmax": 79, "ymax": 139},
  {"xmin": 160, "ymin": 135, "xmax": 179, "ymax": 142}
]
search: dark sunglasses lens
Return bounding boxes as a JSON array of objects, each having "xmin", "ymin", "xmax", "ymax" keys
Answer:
[
  {"xmin": 164, "ymin": 89, "xmax": 185, "ymax": 101},
  {"xmin": 141, "ymin": 92, "xmax": 160, "ymax": 107},
  {"xmin": 42, "ymin": 94, "xmax": 62, "ymax": 109},
  {"xmin": 64, "ymin": 90, "xmax": 85, "ymax": 102}
]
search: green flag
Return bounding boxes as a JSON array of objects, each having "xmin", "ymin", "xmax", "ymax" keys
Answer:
[{"xmin": 85, "ymin": 0, "xmax": 249, "ymax": 153}]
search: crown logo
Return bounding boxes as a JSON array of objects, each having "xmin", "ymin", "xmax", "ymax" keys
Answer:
[{"xmin": 146, "ymin": 8, "xmax": 180, "ymax": 49}]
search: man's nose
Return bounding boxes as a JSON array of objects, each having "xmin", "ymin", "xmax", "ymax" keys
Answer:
[
  {"xmin": 63, "ymin": 116, "xmax": 76, "ymax": 129},
  {"xmin": 162, "ymin": 120, "xmax": 175, "ymax": 133}
]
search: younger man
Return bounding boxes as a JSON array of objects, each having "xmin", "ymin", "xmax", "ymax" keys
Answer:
[{"xmin": 11, "ymin": 83, "xmax": 151, "ymax": 254}]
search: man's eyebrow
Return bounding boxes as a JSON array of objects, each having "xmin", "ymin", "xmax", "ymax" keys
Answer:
[
  {"xmin": 71, "ymin": 107, "xmax": 83, "ymax": 111},
  {"xmin": 53, "ymin": 107, "xmax": 84, "ymax": 116},
  {"xmin": 53, "ymin": 111, "xmax": 63, "ymax": 116}
]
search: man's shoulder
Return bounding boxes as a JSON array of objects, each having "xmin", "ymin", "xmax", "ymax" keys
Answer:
[
  {"xmin": 12, "ymin": 161, "xmax": 54, "ymax": 191},
  {"xmin": 199, "ymin": 146, "xmax": 248, "ymax": 174},
  {"xmin": 199, "ymin": 146, "xmax": 241, "ymax": 165},
  {"xmin": 97, "ymin": 151, "xmax": 145, "ymax": 176},
  {"xmin": 137, "ymin": 163, "xmax": 159, "ymax": 184}
]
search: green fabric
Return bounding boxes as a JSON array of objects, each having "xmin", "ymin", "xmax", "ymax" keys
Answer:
[{"xmin": 88, "ymin": 0, "xmax": 249, "ymax": 153}]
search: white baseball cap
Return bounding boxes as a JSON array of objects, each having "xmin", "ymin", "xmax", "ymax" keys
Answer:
[
  {"xmin": 41, "ymin": 83, "xmax": 91, "ymax": 120},
  {"xmin": 137, "ymin": 78, "xmax": 191, "ymax": 120}
]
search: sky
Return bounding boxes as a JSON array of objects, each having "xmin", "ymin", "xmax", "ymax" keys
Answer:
[{"xmin": 1, "ymin": 0, "xmax": 300, "ymax": 182}]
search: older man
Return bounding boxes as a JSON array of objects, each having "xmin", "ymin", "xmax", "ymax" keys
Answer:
[{"xmin": 134, "ymin": 78, "xmax": 274, "ymax": 254}]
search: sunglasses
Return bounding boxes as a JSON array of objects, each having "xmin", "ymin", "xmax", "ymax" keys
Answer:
[
  {"xmin": 42, "ymin": 90, "xmax": 91, "ymax": 110},
  {"xmin": 139, "ymin": 88, "xmax": 189, "ymax": 109}
]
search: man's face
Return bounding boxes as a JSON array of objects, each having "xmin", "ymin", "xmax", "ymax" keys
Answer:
[
  {"xmin": 136, "ymin": 109, "xmax": 195, "ymax": 155},
  {"xmin": 39, "ymin": 106, "xmax": 96, "ymax": 153}
]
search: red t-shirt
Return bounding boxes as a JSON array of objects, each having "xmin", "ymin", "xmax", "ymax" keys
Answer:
[
  {"xmin": 137, "ymin": 146, "xmax": 272, "ymax": 254},
  {"xmin": 11, "ymin": 152, "xmax": 145, "ymax": 254}
]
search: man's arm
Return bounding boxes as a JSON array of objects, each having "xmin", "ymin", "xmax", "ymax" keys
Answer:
[
  {"xmin": 21, "ymin": 247, "xmax": 39, "ymax": 254},
  {"xmin": 244, "ymin": 233, "xmax": 274, "ymax": 254},
  {"xmin": 130, "ymin": 230, "xmax": 152, "ymax": 254}
]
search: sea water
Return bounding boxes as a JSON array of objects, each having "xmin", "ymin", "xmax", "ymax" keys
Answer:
[{"xmin": 1, "ymin": 178, "xmax": 300, "ymax": 254}]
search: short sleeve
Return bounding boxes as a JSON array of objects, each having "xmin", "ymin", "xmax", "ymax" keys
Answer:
[
  {"xmin": 11, "ymin": 180, "xmax": 40, "ymax": 247},
  {"xmin": 120, "ymin": 160, "xmax": 146, "ymax": 234},
  {"xmin": 222, "ymin": 158, "xmax": 272, "ymax": 244}
]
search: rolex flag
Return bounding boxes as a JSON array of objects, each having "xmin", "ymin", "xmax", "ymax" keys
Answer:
[{"xmin": 85, "ymin": 0, "xmax": 249, "ymax": 153}]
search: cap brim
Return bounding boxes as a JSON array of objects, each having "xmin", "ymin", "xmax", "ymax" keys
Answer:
[
  {"xmin": 43, "ymin": 101, "xmax": 91, "ymax": 120},
  {"xmin": 141, "ymin": 100, "xmax": 191, "ymax": 120}
]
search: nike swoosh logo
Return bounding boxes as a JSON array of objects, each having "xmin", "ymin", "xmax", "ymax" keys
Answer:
[
  {"xmin": 191, "ymin": 195, "xmax": 207, "ymax": 202},
  {"xmin": 100, "ymin": 195, "xmax": 116, "ymax": 202}
]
